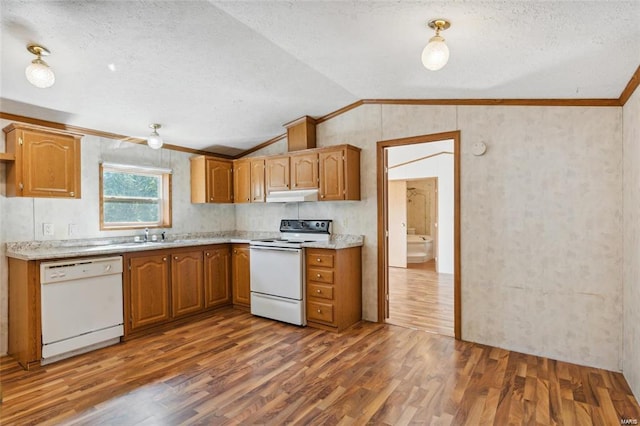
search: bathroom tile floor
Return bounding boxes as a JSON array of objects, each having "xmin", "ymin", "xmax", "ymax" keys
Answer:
[{"xmin": 387, "ymin": 259, "xmax": 454, "ymax": 337}]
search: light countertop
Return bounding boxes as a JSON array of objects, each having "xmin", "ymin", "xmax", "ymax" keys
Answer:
[{"xmin": 6, "ymin": 232, "xmax": 364, "ymax": 261}]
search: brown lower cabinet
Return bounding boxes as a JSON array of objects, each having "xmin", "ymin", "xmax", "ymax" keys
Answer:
[
  {"xmin": 129, "ymin": 253, "xmax": 171, "ymax": 331},
  {"xmin": 7, "ymin": 242, "xmax": 363, "ymax": 371},
  {"xmin": 231, "ymin": 244, "xmax": 251, "ymax": 308},
  {"xmin": 7, "ymin": 258, "xmax": 40, "ymax": 370},
  {"xmin": 306, "ymin": 246, "xmax": 362, "ymax": 332},
  {"xmin": 204, "ymin": 246, "xmax": 232, "ymax": 308},
  {"xmin": 125, "ymin": 244, "xmax": 232, "ymax": 336}
]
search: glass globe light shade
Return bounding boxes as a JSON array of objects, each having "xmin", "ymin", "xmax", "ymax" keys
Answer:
[
  {"xmin": 147, "ymin": 133, "xmax": 163, "ymax": 149},
  {"xmin": 25, "ymin": 58, "xmax": 55, "ymax": 88},
  {"xmin": 421, "ymin": 35, "xmax": 450, "ymax": 71}
]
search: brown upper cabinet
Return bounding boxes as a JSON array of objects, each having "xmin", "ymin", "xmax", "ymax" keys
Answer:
[
  {"xmin": 266, "ymin": 152, "xmax": 318, "ymax": 193},
  {"xmin": 290, "ymin": 152, "xmax": 318, "ymax": 189},
  {"xmin": 319, "ymin": 146, "xmax": 360, "ymax": 201},
  {"xmin": 198, "ymin": 144, "xmax": 359, "ymax": 204},
  {"xmin": 233, "ymin": 159, "xmax": 251, "ymax": 203},
  {"xmin": 191, "ymin": 156, "xmax": 233, "ymax": 203},
  {"xmin": 2, "ymin": 123, "xmax": 82, "ymax": 198},
  {"xmin": 233, "ymin": 158, "xmax": 265, "ymax": 203},
  {"xmin": 250, "ymin": 159, "xmax": 265, "ymax": 202},
  {"xmin": 244, "ymin": 144, "xmax": 360, "ymax": 202},
  {"xmin": 285, "ymin": 116, "xmax": 316, "ymax": 152},
  {"xmin": 265, "ymin": 155, "xmax": 290, "ymax": 193}
]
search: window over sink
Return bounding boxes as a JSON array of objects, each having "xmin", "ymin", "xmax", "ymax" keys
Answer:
[{"xmin": 99, "ymin": 163, "xmax": 172, "ymax": 230}]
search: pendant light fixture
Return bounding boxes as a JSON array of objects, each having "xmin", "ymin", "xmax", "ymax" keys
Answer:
[
  {"xmin": 147, "ymin": 124, "xmax": 163, "ymax": 149},
  {"xmin": 25, "ymin": 44, "xmax": 55, "ymax": 88},
  {"xmin": 421, "ymin": 19, "xmax": 451, "ymax": 71}
]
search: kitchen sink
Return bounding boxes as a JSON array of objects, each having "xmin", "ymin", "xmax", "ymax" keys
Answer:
[{"xmin": 81, "ymin": 241, "xmax": 173, "ymax": 251}]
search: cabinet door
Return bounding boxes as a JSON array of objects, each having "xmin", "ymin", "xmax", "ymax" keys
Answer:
[
  {"xmin": 319, "ymin": 149, "xmax": 345, "ymax": 201},
  {"xmin": 233, "ymin": 160, "xmax": 251, "ymax": 204},
  {"xmin": 21, "ymin": 129, "xmax": 81, "ymax": 198},
  {"xmin": 250, "ymin": 159, "xmax": 265, "ymax": 202},
  {"xmin": 232, "ymin": 245, "xmax": 251, "ymax": 307},
  {"xmin": 171, "ymin": 251, "xmax": 205, "ymax": 318},
  {"xmin": 290, "ymin": 152, "xmax": 318, "ymax": 190},
  {"xmin": 130, "ymin": 254, "xmax": 170, "ymax": 330},
  {"xmin": 206, "ymin": 159, "xmax": 233, "ymax": 203},
  {"xmin": 204, "ymin": 246, "xmax": 231, "ymax": 308},
  {"xmin": 265, "ymin": 156, "xmax": 289, "ymax": 193}
]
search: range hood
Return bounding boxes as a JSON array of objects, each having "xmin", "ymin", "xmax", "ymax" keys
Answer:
[{"xmin": 266, "ymin": 189, "xmax": 319, "ymax": 203}]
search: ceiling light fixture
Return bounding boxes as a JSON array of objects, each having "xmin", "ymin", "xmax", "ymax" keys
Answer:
[
  {"xmin": 421, "ymin": 19, "xmax": 451, "ymax": 71},
  {"xmin": 25, "ymin": 44, "xmax": 55, "ymax": 88},
  {"xmin": 147, "ymin": 124, "xmax": 163, "ymax": 149}
]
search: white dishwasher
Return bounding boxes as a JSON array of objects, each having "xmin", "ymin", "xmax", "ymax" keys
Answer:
[{"xmin": 40, "ymin": 256, "xmax": 124, "ymax": 364}]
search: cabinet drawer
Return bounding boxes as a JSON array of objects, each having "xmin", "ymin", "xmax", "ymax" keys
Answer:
[
  {"xmin": 308, "ymin": 283, "xmax": 334, "ymax": 300},
  {"xmin": 307, "ymin": 253, "xmax": 334, "ymax": 268},
  {"xmin": 308, "ymin": 268, "xmax": 334, "ymax": 284},
  {"xmin": 307, "ymin": 300, "xmax": 334, "ymax": 324}
]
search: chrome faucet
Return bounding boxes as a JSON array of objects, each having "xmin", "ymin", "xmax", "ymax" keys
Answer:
[{"xmin": 144, "ymin": 228, "xmax": 149, "ymax": 242}]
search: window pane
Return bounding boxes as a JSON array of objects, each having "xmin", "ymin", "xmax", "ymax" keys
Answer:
[
  {"xmin": 104, "ymin": 201, "xmax": 160, "ymax": 224},
  {"xmin": 103, "ymin": 171, "xmax": 160, "ymax": 198},
  {"xmin": 101, "ymin": 164, "xmax": 171, "ymax": 229}
]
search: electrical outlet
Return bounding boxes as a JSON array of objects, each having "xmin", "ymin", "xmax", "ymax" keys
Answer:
[
  {"xmin": 68, "ymin": 223, "xmax": 79, "ymax": 237},
  {"xmin": 43, "ymin": 223, "xmax": 54, "ymax": 236}
]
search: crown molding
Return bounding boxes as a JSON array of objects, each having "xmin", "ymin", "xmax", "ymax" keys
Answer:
[{"xmin": 619, "ymin": 65, "xmax": 640, "ymax": 106}]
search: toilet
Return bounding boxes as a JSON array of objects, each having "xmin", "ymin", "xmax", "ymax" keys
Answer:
[{"xmin": 406, "ymin": 228, "xmax": 433, "ymax": 263}]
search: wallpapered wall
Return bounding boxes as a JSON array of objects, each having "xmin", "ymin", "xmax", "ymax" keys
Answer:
[
  {"xmin": 623, "ymin": 87, "xmax": 640, "ymax": 398},
  {"xmin": 237, "ymin": 104, "xmax": 624, "ymax": 372}
]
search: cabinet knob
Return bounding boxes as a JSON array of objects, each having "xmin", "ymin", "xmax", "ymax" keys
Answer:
[
  {"xmin": 321, "ymin": 195, "xmax": 325, "ymax": 199},
  {"xmin": 317, "ymin": 309, "xmax": 322, "ymax": 313},
  {"xmin": 234, "ymin": 249, "xmax": 237, "ymax": 254},
  {"xmin": 69, "ymin": 191, "xmax": 75, "ymax": 197},
  {"xmin": 210, "ymin": 197, "xmax": 213, "ymax": 201},
  {"xmin": 174, "ymin": 256, "xmax": 178, "ymax": 260},
  {"xmin": 316, "ymin": 273, "xmax": 321, "ymax": 278},
  {"xmin": 163, "ymin": 257, "xmax": 167, "ymax": 261},
  {"xmin": 316, "ymin": 289, "xmax": 321, "ymax": 294},
  {"xmin": 316, "ymin": 258, "xmax": 321, "ymax": 262},
  {"xmin": 206, "ymin": 252, "xmax": 210, "ymax": 256}
]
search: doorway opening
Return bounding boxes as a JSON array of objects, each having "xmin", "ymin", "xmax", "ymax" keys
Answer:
[{"xmin": 377, "ymin": 131, "xmax": 461, "ymax": 339}]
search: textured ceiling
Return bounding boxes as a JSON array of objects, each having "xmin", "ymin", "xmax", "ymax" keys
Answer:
[{"xmin": 1, "ymin": 1, "xmax": 639, "ymax": 154}]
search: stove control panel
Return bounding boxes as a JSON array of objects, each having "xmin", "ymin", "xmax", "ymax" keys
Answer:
[{"xmin": 280, "ymin": 219, "xmax": 332, "ymax": 234}]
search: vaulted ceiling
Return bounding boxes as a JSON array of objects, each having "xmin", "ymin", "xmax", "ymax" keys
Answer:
[{"xmin": 1, "ymin": 1, "xmax": 639, "ymax": 155}]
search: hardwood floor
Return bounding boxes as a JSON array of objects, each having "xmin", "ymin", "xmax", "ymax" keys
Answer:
[
  {"xmin": 1, "ymin": 309, "xmax": 638, "ymax": 425},
  {"xmin": 387, "ymin": 259, "xmax": 454, "ymax": 336}
]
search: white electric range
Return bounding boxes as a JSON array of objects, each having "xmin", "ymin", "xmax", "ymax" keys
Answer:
[{"xmin": 249, "ymin": 219, "xmax": 332, "ymax": 325}]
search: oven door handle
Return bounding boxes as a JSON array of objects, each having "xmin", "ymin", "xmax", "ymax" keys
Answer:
[{"xmin": 250, "ymin": 246, "xmax": 302, "ymax": 253}]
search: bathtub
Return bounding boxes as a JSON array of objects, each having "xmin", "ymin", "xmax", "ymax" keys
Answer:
[{"xmin": 407, "ymin": 234, "xmax": 433, "ymax": 263}]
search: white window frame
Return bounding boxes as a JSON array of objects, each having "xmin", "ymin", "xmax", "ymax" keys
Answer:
[{"xmin": 99, "ymin": 163, "xmax": 172, "ymax": 230}]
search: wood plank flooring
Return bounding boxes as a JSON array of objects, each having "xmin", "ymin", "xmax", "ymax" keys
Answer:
[
  {"xmin": 1, "ymin": 308, "xmax": 639, "ymax": 425},
  {"xmin": 388, "ymin": 260, "xmax": 454, "ymax": 336}
]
